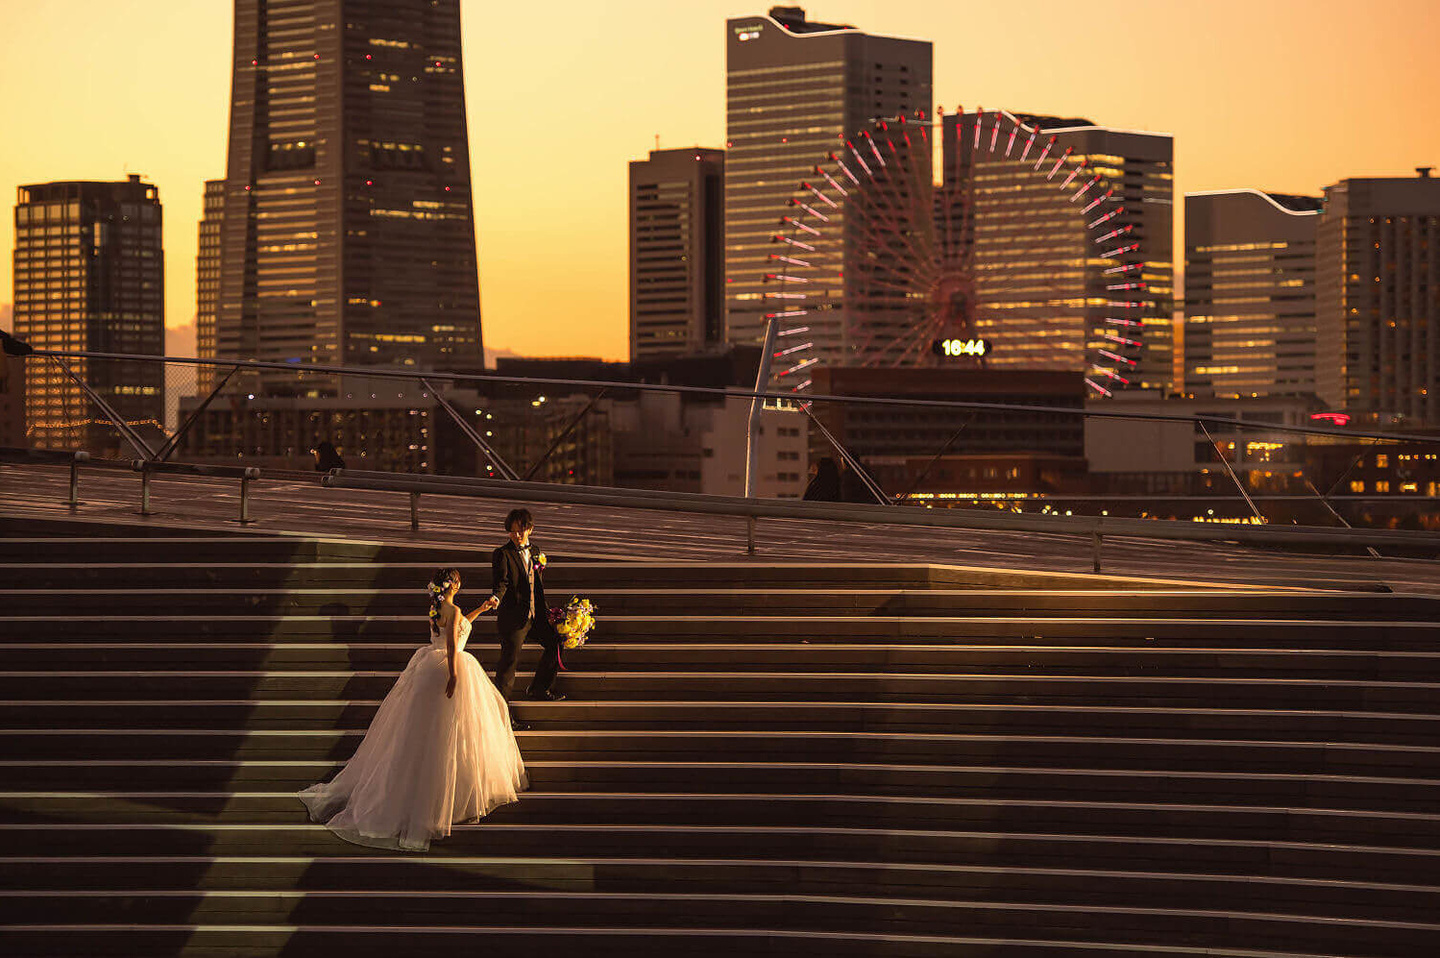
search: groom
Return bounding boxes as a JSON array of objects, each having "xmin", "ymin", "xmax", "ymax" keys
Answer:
[{"xmin": 478, "ymin": 508, "xmax": 564, "ymax": 719}]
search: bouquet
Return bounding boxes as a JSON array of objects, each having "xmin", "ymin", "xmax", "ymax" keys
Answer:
[{"xmin": 548, "ymin": 596, "xmax": 597, "ymax": 651}]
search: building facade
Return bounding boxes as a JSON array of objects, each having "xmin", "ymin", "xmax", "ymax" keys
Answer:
[
  {"xmin": 217, "ymin": 0, "xmax": 483, "ymax": 381},
  {"xmin": 808, "ymin": 367, "xmax": 1087, "ymax": 498},
  {"xmin": 194, "ymin": 178, "xmax": 225, "ymax": 395},
  {"xmin": 1084, "ymin": 393, "xmax": 1325, "ymax": 498},
  {"xmin": 630, "ymin": 148, "xmax": 726, "ymax": 361},
  {"xmin": 1184, "ymin": 190, "xmax": 1321, "ymax": 399},
  {"xmin": 724, "ymin": 7, "xmax": 932, "ymax": 366},
  {"xmin": 942, "ymin": 114, "xmax": 1175, "ymax": 392},
  {"xmin": 12, "ymin": 176, "xmax": 165, "ymax": 451},
  {"xmin": 176, "ymin": 384, "xmax": 523, "ymax": 477},
  {"xmin": 1315, "ymin": 170, "xmax": 1440, "ymax": 425},
  {"xmin": 609, "ymin": 390, "xmax": 807, "ymax": 498},
  {"xmin": 492, "ymin": 347, "xmax": 803, "ymax": 496},
  {"xmin": 0, "ymin": 352, "xmax": 25, "ymax": 447}
]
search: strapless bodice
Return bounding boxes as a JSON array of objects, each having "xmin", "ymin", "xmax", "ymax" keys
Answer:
[{"xmin": 431, "ymin": 612, "xmax": 472, "ymax": 653}]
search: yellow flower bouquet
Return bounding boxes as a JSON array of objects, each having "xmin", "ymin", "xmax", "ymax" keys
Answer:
[{"xmin": 548, "ymin": 596, "xmax": 597, "ymax": 651}]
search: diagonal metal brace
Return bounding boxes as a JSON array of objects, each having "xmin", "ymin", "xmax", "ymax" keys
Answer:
[
  {"xmin": 48, "ymin": 355, "xmax": 157, "ymax": 460},
  {"xmin": 900, "ymin": 412, "xmax": 978, "ymax": 500},
  {"xmin": 152, "ymin": 365, "xmax": 240, "ymax": 462},
  {"xmin": 1199, "ymin": 421, "xmax": 1264, "ymax": 524},
  {"xmin": 1303, "ymin": 475, "xmax": 1381, "ymax": 559},
  {"xmin": 523, "ymin": 387, "xmax": 610, "ymax": 482},
  {"xmin": 798, "ymin": 401, "xmax": 891, "ymax": 506},
  {"xmin": 419, "ymin": 377, "xmax": 519, "ymax": 480}
]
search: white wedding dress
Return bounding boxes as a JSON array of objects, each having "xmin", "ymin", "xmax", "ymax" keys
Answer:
[{"xmin": 299, "ymin": 608, "xmax": 528, "ymax": 851}]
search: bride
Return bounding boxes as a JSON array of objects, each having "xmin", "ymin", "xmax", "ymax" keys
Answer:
[{"xmin": 299, "ymin": 568, "xmax": 528, "ymax": 850}]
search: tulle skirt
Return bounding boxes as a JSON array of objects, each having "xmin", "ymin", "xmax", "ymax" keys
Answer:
[{"xmin": 299, "ymin": 645, "xmax": 528, "ymax": 851}]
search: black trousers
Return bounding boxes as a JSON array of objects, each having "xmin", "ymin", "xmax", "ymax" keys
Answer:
[{"xmin": 493, "ymin": 619, "xmax": 561, "ymax": 701}]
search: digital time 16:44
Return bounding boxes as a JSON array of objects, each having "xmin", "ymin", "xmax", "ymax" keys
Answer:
[{"xmin": 932, "ymin": 337, "xmax": 990, "ymax": 358}]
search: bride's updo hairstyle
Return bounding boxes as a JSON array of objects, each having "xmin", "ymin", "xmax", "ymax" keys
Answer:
[{"xmin": 427, "ymin": 568, "xmax": 461, "ymax": 633}]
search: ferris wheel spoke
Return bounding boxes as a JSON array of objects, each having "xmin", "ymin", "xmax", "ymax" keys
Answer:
[
  {"xmin": 855, "ymin": 213, "xmax": 938, "ymax": 280},
  {"xmin": 1047, "ymin": 146, "xmax": 1075, "ymax": 180},
  {"xmin": 1072, "ymin": 172, "xmax": 1105, "ymax": 204},
  {"xmin": 850, "ymin": 153, "xmax": 939, "ymax": 283},
  {"xmin": 1018, "ymin": 123, "xmax": 1039, "ymax": 162},
  {"xmin": 852, "ymin": 206, "xmax": 939, "ymax": 289},
  {"xmin": 1057, "ymin": 157, "xmax": 1087, "ymax": 190},
  {"xmin": 1088, "ymin": 204, "xmax": 1125, "ymax": 228},
  {"xmin": 1033, "ymin": 135, "xmax": 1058, "ymax": 170},
  {"xmin": 843, "ymin": 138, "xmax": 875, "ymax": 178}
]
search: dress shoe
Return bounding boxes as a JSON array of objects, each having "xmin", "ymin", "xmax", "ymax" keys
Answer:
[
  {"xmin": 527, "ymin": 689, "xmax": 566, "ymax": 702},
  {"xmin": 508, "ymin": 712, "xmax": 531, "ymax": 731}
]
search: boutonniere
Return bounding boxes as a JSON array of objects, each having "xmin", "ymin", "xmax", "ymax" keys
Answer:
[{"xmin": 534, "ymin": 552, "xmax": 547, "ymax": 571}]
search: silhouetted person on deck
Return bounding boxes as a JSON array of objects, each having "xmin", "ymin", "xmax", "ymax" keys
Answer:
[
  {"xmin": 803, "ymin": 457, "xmax": 842, "ymax": 502},
  {"xmin": 839, "ymin": 458, "xmax": 882, "ymax": 504},
  {"xmin": 312, "ymin": 441, "xmax": 345, "ymax": 472}
]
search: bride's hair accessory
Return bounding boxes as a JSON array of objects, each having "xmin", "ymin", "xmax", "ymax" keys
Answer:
[{"xmin": 427, "ymin": 568, "xmax": 461, "ymax": 632}]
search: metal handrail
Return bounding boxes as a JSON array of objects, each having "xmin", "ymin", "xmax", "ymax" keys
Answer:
[
  {"xmin": 3, "ymin": 448, "xmax": 1434, "ymax": 570},
  {"xmin": 319, "ymin": 468, "xmax": 1440, "ymax": 554},
  {"xmin": 25, "ymin": 347, "xmax": 1440, "ymax": 446}
]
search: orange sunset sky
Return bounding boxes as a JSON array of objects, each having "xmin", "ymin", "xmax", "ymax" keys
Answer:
[{"xmin": 1, "ymin": 0, "xmax": 1437, "ymax": 363}]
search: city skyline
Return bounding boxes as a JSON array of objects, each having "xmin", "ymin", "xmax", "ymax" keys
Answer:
[{"xmin": 2, "ymin": 0, "xmax": 1438, "ymax": 364}]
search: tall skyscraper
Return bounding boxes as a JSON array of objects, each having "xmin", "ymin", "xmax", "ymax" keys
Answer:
[
  {"xmin": 1316, "ymin": 170, "xmax": 1440, "ymax": 424},
  {"xmin": 1184, "ymin": 189, "xmax": 1321, "ymax": 399},
  {"xmin": 12, "ymin": 176, "xmax": 165, "ymax": 450},
  {"xmin": 942, "ymin": 114, "xmax": 1175, "ymax": 391},
  {"xmin": 195, "ymin": 178, "xmax": 224, "ymax": 388},
  {"xmin": 724, "ymin": 7, "xmax": 932, "ymax": 368},
  {"xmin": 217, "ymin": 0, "xmax": 482, "ymax": 382},
  {"xmin": 629, "ymin": 147, "xmax": 725, "ymax": 361}
]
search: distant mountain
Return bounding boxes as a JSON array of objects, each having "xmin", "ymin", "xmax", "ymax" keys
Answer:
[{"xmin": 484, "ymin": 345, "xmax": 523, "ymax": 369}]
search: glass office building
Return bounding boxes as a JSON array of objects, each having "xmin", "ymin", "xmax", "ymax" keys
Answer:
[{"xmin": 217, "ymin": 0, "xmax": 483, "ymax": 384}]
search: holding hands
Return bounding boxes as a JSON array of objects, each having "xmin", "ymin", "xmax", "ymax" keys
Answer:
[{"xmin": 461, "ymin": 594, "xmax": 499, "ymax": 624}]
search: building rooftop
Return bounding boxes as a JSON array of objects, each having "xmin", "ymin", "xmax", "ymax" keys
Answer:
[
  {"xmin": 1265, "ymin": 192, "xmax": 1325, "ymax": 213},
  {"xmin": 767, "ymin": 6, "xmax": 856, "ymax": 34},
  {"xmin": 1013, "ymin": 113, "xmax": 1097, "ymax": 131}
]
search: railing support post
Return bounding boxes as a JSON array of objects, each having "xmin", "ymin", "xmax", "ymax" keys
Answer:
[
  {"xmin": 67, "ymin": 453, "xmax": 87, "ymax": 508},
  {"xmin": 746, "ymin": 515, "xmax": 757, "ymax": 556},
  {"xmin": 1092, "ymin": 532, "xmax": 1102, "ymax": 574},
  {"xmin": 139, "ymin": 467, "xmax": 152, "ymax": 516},
  {"xmin": 238, "ymin": 468, "xmax": 257, "ymax": 525},
  {"xmin": 410, "ymin": 492, "xmax": 421, "ymax": 532}
]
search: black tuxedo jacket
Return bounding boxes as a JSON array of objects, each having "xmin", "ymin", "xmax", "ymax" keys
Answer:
[{"xmin": 491, "ymin": 540, "xmax": 548, "ymax": 633}]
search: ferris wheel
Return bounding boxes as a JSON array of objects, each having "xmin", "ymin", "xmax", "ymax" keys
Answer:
[{"xmin": 760, "ymin": 109, "xmax": 1150, "ymax": 398}]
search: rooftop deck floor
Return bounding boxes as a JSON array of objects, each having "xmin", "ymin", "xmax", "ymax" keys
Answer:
[{"xmin": 3, "ymin": 462, "xmax": 1437, "ymax": 594}]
